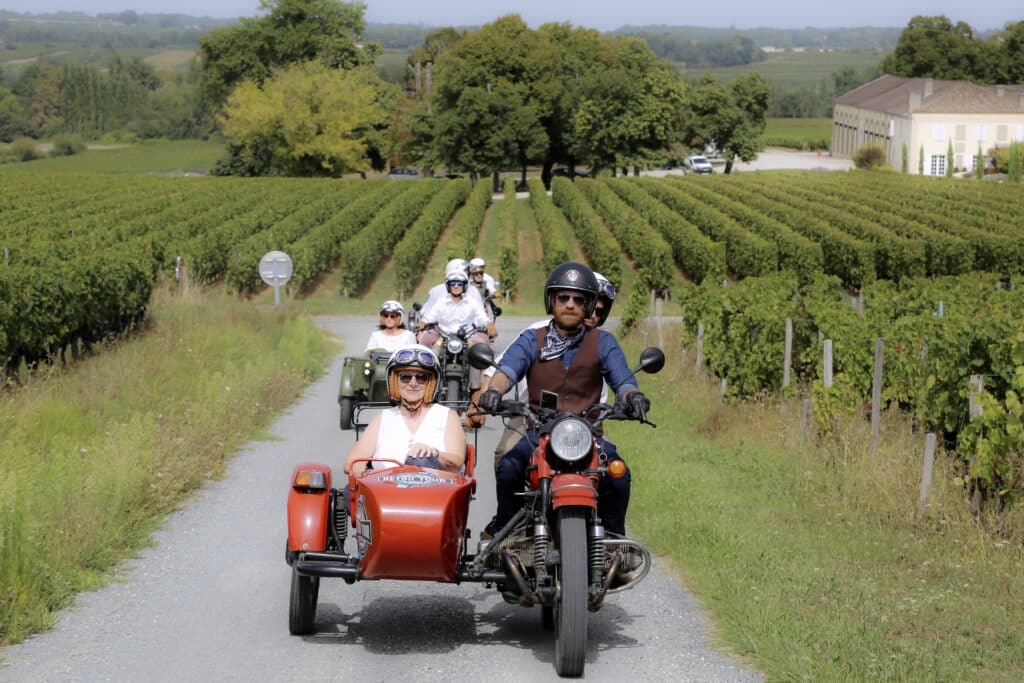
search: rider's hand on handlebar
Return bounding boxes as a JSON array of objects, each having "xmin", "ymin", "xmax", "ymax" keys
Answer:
[
  {"xmin": 477, "ymin": 388, "xmax": 503, "ymax": 412},
  {"xmin": 626, "ymin": 391, "xmax": 651, "ymax": 420}
]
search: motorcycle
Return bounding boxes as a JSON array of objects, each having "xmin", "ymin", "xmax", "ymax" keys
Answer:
[
  {"xmin": 285, "ymin": 343, "xmax": 664, "ymax": 677},
  {"xmin": 420, "ymin": 321, "xmax": 488, "ymax": 405}
]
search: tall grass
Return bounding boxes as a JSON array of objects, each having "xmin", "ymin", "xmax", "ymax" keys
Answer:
[
  {"xmin": 0, "ymin": 288, "xmax": 330, "ymax": 644},
  {"xmin": 617, "ymin": 324, "xmax": 1024, "ymax": 680}
]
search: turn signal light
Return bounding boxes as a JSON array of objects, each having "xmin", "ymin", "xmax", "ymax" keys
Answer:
[
  {"xmin": 293, "ymin": 469, "xmax": 327, "ymax": 490},
  {"xmin": 607, "ymin": 460, "xmax": 627, "ymax": 479}
]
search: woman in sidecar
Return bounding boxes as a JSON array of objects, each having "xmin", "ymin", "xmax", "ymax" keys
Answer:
[{"xmin": 344, "ymin": 344, "xmax": 466, "ymax": 474}]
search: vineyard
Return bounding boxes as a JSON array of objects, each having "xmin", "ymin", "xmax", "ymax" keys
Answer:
[{"xmin": 3, "ymin": 169, "xmax": 1023, "ymax": 499}]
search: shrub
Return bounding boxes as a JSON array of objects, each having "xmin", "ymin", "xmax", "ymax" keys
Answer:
[
  {"xmin": 49, "ymin": 134, "xmax": 86, "ymax": 157},
  {"xmin": 10, "ymin": 137, "xmax": 38, "ymax": 162},
  {"xmin": 852, "ymin": 144, "xmax": 886, "ymax": 170}
]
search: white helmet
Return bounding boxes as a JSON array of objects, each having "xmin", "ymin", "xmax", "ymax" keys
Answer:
[
  {"xmin": 468, "ymin": 257, "xmax": 485, "ymax": 272},
  {"xmin": 445, "ymin": 258, "xmax": 468, "ymax": 276},
  {"xmin": 379, "ymin": 299, "xmax": 404, "ymax": 316}
]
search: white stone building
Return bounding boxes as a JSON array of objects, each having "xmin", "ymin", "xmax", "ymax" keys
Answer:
[{"xmin": 832, "ymin": 75, "xmax": 1024, "ymax": 175}]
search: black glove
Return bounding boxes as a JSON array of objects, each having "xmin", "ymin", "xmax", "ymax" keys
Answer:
[
  {"xmin": 477, "ymin": 388, "xmax": 503, "ymax": 412},
  {"xmin": 626, "ymin": 391, "xmax": 650, "ymax": 419}
]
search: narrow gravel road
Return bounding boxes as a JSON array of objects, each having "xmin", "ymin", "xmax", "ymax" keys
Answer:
[{"xmin": 0, "ymin": 316, "xmax": 762, "ymax": 682}]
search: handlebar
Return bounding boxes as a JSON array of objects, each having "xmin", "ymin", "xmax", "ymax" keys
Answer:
[{"xmin": 468, "ymin": 399, "xmax": 656, "ymax": 430}]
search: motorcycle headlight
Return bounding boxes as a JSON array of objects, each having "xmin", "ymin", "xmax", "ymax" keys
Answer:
[
  {"xmin": 362, "ymin": 360, "xmax": 373, "ymax": 377},
  {"xmin": 548, "ymin": 417, "xmax": 592, "ymax": 464},
  {"xmin": 446, "ymin": 338, "xmax": 464, "ymax": 354}
]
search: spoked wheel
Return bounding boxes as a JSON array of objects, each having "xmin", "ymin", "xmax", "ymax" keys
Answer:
[
  {"xmin": 288, "ymin": 564, "xmax": 319, "ymax": 635},
  {"xmin": 553, "ymin": 507, "xmax": 588, "ymax": 677},
  {"xmin": 339, "ymin": 397, "xmax": 354, "ymax": 430}
]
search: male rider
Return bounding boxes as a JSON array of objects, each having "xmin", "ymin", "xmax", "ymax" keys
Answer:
[
  {"xmin": 418, "ymin": 265, "xmax": 491, "ymax": 390},
  {"xmin": 476, "ymin": 262, "xmax": 650, "ymax": 539},
  {"xmin": 421, "ymin": 258, "xmax": 483, "ymax": 321}
]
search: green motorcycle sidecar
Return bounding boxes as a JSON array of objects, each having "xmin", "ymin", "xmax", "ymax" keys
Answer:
[{"xmin": 337, "ymin": 350, "xmax": 392, "ymax": 430}]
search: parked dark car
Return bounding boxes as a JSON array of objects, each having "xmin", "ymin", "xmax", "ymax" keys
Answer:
[
  {"xmin": 551, "ymin": 167, "xmax": 590, "ymax": 178},
  {"xmin": 433, "ymin": 173, "xmax": 463, "ymax": 179},
  {"xmin": 387, "ymin": 167, "xmax": 422, "ymax": 179}
]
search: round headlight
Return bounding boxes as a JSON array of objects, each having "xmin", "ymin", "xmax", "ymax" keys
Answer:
[
  {"xmin": 549, "ymin": 417, "xmax": 592, "ymax": 464},
  {"xmin": 446, "ymin": 338, "xmax": 464, "ymax": 354}
]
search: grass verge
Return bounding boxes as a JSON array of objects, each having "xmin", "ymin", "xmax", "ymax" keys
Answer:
[
  {"xmin": 617, "ymin": 324, "xmax": 1024, "ymax": 681},
  {"xmin": 0, "ymin": 287, "xmax": 331, "ymax": 644}
]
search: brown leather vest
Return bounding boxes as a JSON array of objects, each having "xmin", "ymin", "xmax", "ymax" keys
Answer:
[{"xmin": 527, "ymin": 326, "xmax": 603, "ymax": 415}]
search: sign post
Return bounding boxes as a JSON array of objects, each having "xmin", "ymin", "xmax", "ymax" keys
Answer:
[{"xmin": 258, "ymin": 251, "xmax": 293, "ymax": 307}]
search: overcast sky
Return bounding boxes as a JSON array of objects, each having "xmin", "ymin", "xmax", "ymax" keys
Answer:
[{"xmin": 2, "ymin": 0, "xmax": 1019, "ymax": 31}]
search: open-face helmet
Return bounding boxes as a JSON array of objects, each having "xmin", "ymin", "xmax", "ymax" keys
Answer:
[
  {"xmin": 379, "ymin": 299, "xmax": 404, "ymax": 316},
  {"xmin": 591, "ymin": 272, "xmax": 616, "ymax": 327},
  {"xmin": 544, "ymin": 261, "xmax": 598, "ymax": 317},
  {"xmin": 445, "ymin": 267, "xmax": 469, "ymax": 294},
  {"xmin": 385, "ymin": 344, "xmax": 441, "ymax": 404},
  {"xmin": 445, "ymin": 258, "xmax": 468, "ymax": 276},
  {"xmin": 468, "ymin": 257, "xmax": 486, "ymax": 274}
]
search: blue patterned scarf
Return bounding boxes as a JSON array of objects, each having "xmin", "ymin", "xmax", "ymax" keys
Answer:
[{"xmin": 538, "ymin": 321, "xmax": 586, "ymax": 362}]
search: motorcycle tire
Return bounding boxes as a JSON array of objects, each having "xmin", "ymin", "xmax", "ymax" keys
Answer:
[
  {"xmin": 446, "ymin": 378, "xmax": 461, "ymax": 403},
  {"xmin": 339, "ymin": 397, "xmax": 354, "ymax": 431},
  {"xmin": 288, "ymin": 565, "xmax": 320, "ymax": 635},
  {"xmin": 553, "ymin": 507, "xmax": 588, "ymax": 676}
]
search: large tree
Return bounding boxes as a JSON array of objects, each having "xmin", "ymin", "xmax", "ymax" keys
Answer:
[
  {"xmin": 987, "ymin": 21, "xmax": 1024, "ymax": 84},
  {"xmin": 197, "ymin": 0, "xmax": 380, "ymax": 114},
  {"xmin": 217, "ymin": 61, "xmax": 399, "ymax": 176},
  {"xmin": 686, "ymin": 72, "xmax": 770, "ymax": 174},
  {"xmin": 881, "ymin": 15, "xmax": 988, "ymax": 81}
]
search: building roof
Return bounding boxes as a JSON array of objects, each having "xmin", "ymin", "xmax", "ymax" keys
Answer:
[{"xmin": 835, "ymin": 74, "xmax": 1024, "ymax": 116}]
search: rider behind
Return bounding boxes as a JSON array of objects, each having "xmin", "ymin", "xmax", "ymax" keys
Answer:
[
  {"xmin": 468, "ymin": 257, "xmax": 500, "ymax": 339},
  {"xmin": 344, "ymin": 345, "xmax": 466, "ymax": 475},
  {"xmin": 421, "ymin": 258, "xmax": 482, "ymax": 321},
  {"xmin": 417, "ymin": 265, "xmax": 490, "ymax": 348},
  {"xmin": 476, "ymin": 263, "xmax": 650, "ymax": 538},
  {"xmin": 365, "ymin": 300, "xmax": 417, "ymax": 353}
]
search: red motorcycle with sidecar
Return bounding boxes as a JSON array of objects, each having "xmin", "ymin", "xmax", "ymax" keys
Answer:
[{"xmin": 285, "ymin": 344, "xmax": 664, "ymax": 677}]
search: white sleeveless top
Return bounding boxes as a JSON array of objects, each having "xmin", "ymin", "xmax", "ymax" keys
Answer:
[{"xmin": 372, "ymin": 403, "xmax": 449, "ymax": 469}]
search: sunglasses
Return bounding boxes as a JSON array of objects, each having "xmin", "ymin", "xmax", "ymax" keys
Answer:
[
  {"xmin": 381, "ymin": 312, "xmax": 401, "ymax": 319},
  {"xmin": 448, "ymin": 281, "xmax": 466, "ymax": 287},
  {"xmin": 392, "ymin": 348, "xmax": 438, "ymax": 367},
  {"xmin": 556, "ymin": 293, "xmax": 587, "ymax": 306},
  {"xmin": 470, "ymin": 270, "xmax": 484, "ymax": 276},
  {"xmin": 398, "ymin": 371, "xmax": 431, "ymax": 384}
]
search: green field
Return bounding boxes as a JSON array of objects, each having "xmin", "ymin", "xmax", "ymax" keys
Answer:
[
  {"xmin": 763, "ymin": 117, "xmax": 833, "ymax": 150},
  {"xmin": 0, "ymin": 139, "xmax": 225, "ymax": 174},
  {"xmin": 678, "ymin": 48, "xmax": 883, "ymax": 90}
]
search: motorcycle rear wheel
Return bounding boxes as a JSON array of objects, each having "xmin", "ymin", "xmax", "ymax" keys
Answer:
[
  {"xmin": 288, "ymin": 565, "xmax": 320, "ymax": 635},
  {"xmin": 554, "ymin": 507, "xmax": 588, "ymax": 676}
]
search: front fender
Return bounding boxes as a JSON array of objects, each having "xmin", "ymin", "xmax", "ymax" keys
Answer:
[{"xmin": 287, "ymin": 463, "xmax": 332, "ymax": 553}]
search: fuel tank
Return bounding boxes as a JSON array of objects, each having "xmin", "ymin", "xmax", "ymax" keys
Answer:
[{"xmin": 352, "ymin": 465, "xmax": 475, "ymax": 581}]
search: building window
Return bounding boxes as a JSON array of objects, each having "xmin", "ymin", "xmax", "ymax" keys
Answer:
[
  {"xmin": 997, "ymin": 125, "xmax": 1008, "ymax": 142},
  {"xmin": 929, "ymin": 154, "xmax": 947, "ymax": 176},
  {"xmin": 955, "ymin": 124, "xmax": 966, "ymax": 140}
]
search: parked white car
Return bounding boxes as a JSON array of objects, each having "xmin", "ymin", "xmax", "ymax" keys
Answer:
[{"xmin": 685, "ymin": 155, "xmax": 714, "ymax": 174}]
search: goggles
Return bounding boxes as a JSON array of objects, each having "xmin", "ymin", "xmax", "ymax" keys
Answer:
[
  {"xmin": 598, "ymin": 281, "xmax": 616, "ymax": 300},
  {"xmin": 392, "ymin": 348, "xmax": 438, "ymax": 367}
]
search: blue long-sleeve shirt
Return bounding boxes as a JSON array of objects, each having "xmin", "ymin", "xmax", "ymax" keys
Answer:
[{"xmin": 496, "ymin": 325, "xmax": 638, "ymax": 402}]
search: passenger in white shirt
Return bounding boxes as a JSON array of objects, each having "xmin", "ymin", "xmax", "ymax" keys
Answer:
[
  {"xmin": 417, "ymin": 270, "xmax": 490, "ymax": 348},
  {"xmin": 365, "ymin": 300, "xmax": 417, "ymax": 354},
  {"xmin": 344, "ymin": 345, "xmax": 466, "ymax": 476},
  {"xmin": 421, "ymin": 258, "xmax": 482, "ymax": 320}
]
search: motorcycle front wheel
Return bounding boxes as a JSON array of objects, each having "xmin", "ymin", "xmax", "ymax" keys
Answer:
[
  {"xmin": 446, "ymin": 378, "xmax": 461, "ymax": 403},
  {"xmin": 554, "ymin": 507, "xmax": 588, "ymax": 676}
]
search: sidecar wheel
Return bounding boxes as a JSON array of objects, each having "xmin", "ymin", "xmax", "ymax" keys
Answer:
[
  {"xmin": 289, "ymin": 565, "xmax": 319, "ymax": 635},
  {"xmin": 446, "ymin": 379, "xmax": 461, "ymax": 403},
  {"xmin": 554, "ymin": 507, "xmax": 588, "ymax": 676},
  {"xmin": 339, "ymin": 397, "xmax": 354, "ymax": 430}
]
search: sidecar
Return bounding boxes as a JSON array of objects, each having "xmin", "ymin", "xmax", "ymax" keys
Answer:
[
  {"xmin": 285, "ymin": 444, "xmax": 477, "ymax": 634},
  {"xmin": 337, "ymin": 350, "xmax": 391, "ymax": 430}
]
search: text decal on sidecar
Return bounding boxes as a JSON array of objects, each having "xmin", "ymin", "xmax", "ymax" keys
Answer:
[{"xmin": 378, "ymin": 472, "xmax": 454, "ymax": 488}]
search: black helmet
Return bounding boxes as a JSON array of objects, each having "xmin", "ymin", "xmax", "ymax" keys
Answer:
[
  {"xmin": 544, "ymin": 261, "xmax": 598, "ymax": 317},
  {"xmin": 592, "ymin": 272, "xmax": 616, "ymax": 327}
]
